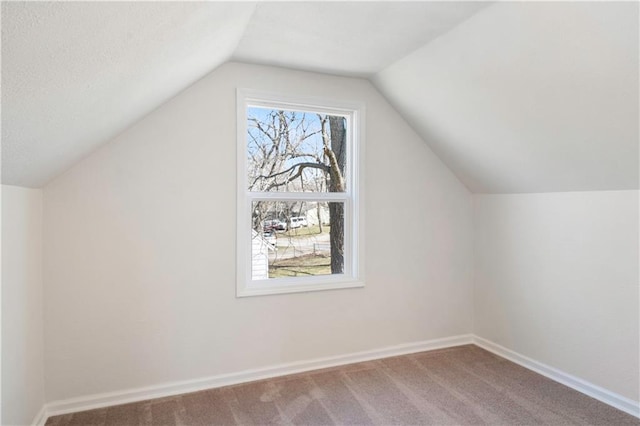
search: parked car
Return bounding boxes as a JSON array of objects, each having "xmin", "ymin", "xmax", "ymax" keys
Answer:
[
  {"xmin": 290, "ymin": 216, "xmax": 308, "ymax": 229},
  {"xmin": 263, "ymin": 220, "xmax": 275, "ymax": 232},
  {"xmin": 263, "ymin": 219, "xmax": 286, "ymax": 231}
]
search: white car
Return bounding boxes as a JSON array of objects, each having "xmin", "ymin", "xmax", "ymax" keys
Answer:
[{"xmin": 290, "ymin": 216, "xmax": 308, "ymax": 229}]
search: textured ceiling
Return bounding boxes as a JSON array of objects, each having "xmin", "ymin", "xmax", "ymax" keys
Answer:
[
  {"xmin": 2, "ymin": 2, "xmax": 637, "ymax": 193},
  {"xmin": 233, "ymin": 2, "xmax": 488, "ymax": 77},
  {"xmin": 2, "ymin": 1, "xmax": 487, "ymax": 188},
  {"xmin": 1, "ymin": 1, "xmax": 256, "ymax": 187},
  {"xmin": 373, "ymin": 1, "xmax": 639, "ymax": 192}
]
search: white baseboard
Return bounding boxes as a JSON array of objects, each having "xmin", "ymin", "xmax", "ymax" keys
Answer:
[
  {"xmin": 31, "ymin": 405, "xmax": 47, "ymax": 426},
  {"xmin": 37, "ymin": 334, "xmax": 639, "ymax": 424},
  {"xmin": 41, "ymin": 334, "xmax": 473, "ymax": 422},
  {"xmin": 473, "ymin": 335, "xmax": 640, "ymax": 418}
]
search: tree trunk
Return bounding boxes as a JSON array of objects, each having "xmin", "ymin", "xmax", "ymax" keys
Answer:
[
  {"xmin": 328, "ymin": 116, "xmax": 346, "ymax": 274},
  {"xmin": 329, "ymin": 202, "xmax": 344, "ymax": 273}
]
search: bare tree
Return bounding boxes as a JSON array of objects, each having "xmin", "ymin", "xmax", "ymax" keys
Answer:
[
  {"xmin": 247, "ymin": 108, "xmax": 347, "ymax": 274},
  {"xmin": 248, "ymin": 110, "xmax": 323, "ymax": 231}
]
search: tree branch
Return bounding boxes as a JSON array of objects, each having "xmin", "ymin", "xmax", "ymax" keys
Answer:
[{"xmin": 263, "ymin": 162, "xmax": 330, "ymax": 191}]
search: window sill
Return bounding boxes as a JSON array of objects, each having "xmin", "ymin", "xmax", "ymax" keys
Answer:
[{"xmin": 237, "ymin": 278, "xmax": 364, "ymax": 298}]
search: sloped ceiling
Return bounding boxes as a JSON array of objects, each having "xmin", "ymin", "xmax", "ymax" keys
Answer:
[
  {"xmin": 2, "ymin": 1, "xmax": 638, "ymax": 193},
  {"xmin": 373, "ymin": 2, "xmax": 639, "ymax": 193},
  {"xmin": 1, "ymin": 1, "xmax": 487, "ymax": 188},
  {"xmin": 233, "ymin": 2, "xmax": 487, "ymax": 76},
  {"xmin": 1, "ymin": 1, "xmax": 256, "ymax": 187}
]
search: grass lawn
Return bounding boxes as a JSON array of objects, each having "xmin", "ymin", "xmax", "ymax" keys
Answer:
[
  {"xmin": 281, "ymin": 225, "xmax": 329, "ymax": 239},
  {"xmin": 269, "ymin": 253, "xmax": 331, "ymax": 278}
]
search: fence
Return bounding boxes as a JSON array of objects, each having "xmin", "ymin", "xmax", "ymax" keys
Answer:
[{"xmin": 313, "ymin": 242, "xmax": 331, "ymax": 255}]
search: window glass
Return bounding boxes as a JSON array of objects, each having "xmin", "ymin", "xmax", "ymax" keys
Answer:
[
  {"xmin": 247, "ymin": 107, "xmax": 347, "ymax": 193},
  {"xmin": 251, "ymin": 201, "xmax": 344, "ymax": 280}
]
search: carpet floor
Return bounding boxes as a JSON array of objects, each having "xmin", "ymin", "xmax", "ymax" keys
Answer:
[{"xmin": 45, "ymin": 345, "xmax": 638, "ymax": 425}]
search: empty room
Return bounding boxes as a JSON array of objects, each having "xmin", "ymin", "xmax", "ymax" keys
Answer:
[{"xmin": 2, "ymin": 1, "xmax": 638, "ymax": 425}]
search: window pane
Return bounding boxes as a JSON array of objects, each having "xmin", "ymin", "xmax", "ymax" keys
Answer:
[
  {"xmin": 247, "ymin": 107, "xmax": 347, "ymax": 193},
  {"xmin": 251, "ymin": 201, "xmax": 345, "ymax": 280}
]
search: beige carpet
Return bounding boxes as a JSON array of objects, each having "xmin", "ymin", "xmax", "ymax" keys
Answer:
[{"xmin": 46, "ymin": 345, "xmax": 638, "ymax": 425}]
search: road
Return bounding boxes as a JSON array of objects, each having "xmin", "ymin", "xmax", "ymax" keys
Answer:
[{"xmin": 269, "ymin": 231, "xmax": 330, "ymax": 260}]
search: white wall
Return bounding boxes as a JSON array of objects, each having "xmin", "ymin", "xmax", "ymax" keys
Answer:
[
  {"xmin": 43, "ymin": 62, "xmax": 474, "ymax": 401},
  {"xmin": 2, "ymin": 185, "xmax": 45, "ymax": 425},
  {"xmin": 474, "ymin": 191, "xmax": 639, "ymax": 401}
]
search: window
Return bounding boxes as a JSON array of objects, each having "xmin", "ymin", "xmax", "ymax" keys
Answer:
[{"xmin": 236, "ymin": 89, "xmax": 365, "ymax": 297}]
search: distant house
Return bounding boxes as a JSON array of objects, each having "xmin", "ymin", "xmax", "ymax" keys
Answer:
[{"xmin": 251, "ymin": 230, "xmax": 276, "ymax": 280}]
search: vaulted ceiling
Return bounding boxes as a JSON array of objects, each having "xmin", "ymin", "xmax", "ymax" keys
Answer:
[
  {"xmin": 374, "ymin": 1, "xmax": 639, "ymax": 193},
  {"xmin": 2, "ymin": 1, "xmax": 638, "ymax": 192},
  {"xmin": 2, "ymin": 2, "xmax": 256, "ymax": 187}
]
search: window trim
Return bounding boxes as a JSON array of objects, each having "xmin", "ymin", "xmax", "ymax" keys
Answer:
[{"xmin": 236, "ymin": 88, "xmax": 365, "ymax": 297}]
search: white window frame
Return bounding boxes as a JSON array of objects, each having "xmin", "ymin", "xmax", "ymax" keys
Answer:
[{"xmin": 236, "ymin": 88, "xmax": 365, "ymax": 297}]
